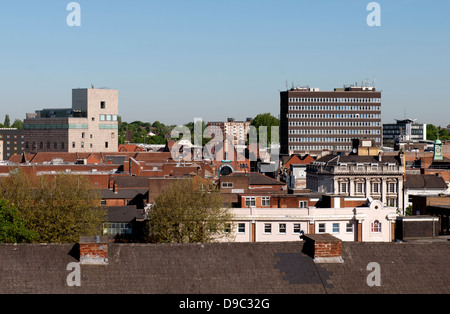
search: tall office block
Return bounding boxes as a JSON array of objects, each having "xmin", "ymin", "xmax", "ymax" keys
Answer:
[{"xmin": 280, "ymin": 85, "xmax": 382, "ymax": 156}]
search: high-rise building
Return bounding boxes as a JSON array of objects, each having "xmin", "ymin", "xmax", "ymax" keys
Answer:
[
  {"xmin": 24, "ymin": 88, "xmax": 119, "ymax": 153},
  {"xmin": 280, "ymin": 85, "xmax": 382, "ymax": 156},
  {"xmin": 207, "ymin": 118, "xmax": 252, "ymax": 146}
]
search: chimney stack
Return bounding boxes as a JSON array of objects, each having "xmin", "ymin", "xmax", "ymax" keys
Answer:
[
  {"xmin": 79, "ymin": 236, "xmax": 109, "ymax": 265},
  {"xmin": 302, "ymin": 234, "xmax": 343, "ymax": 263}
]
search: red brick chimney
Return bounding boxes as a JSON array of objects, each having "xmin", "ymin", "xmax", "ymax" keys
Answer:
[
  {"xmin": 302, "ymin": 234, "xmax": 343, "ymax": 263},
  {"xmin": 79, "ymin": 236, "xmax": 109, "ymax": 265}
]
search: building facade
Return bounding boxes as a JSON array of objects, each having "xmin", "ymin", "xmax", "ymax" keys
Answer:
[
  {"xmin": 0, "ymin": 128, "xmax": 25, "ymax": 161},
  {"xmin": 382, "ymin": 119, "xmax": 427, "ymax": 147},
  {"xmin": 24, "ymin": 88, "xmax": 119, "ymax": 153},
  {"xmin": 306, "ymin": 143, "xmax": 404, "ymax": 213},
  {"xmin": 280, "ymin": 85, "xmax": 382, "ymax": 155},
  {"xmin": 207, "ymin": 118, "xmax": 252, "ymax": 147},
  {"xmin": 227, "ymin": 198, "xmax": 396, "ymax": 243}
]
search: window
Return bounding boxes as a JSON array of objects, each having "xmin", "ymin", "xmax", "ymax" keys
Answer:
[
  {"xmin": 279, "ymin": 223, "xmax": 287, "ymax": 234},
  {"xmin": 105, "ymin": 142, "xmax": 109, "ymax": 148},
  {"xmin": 54, "ymin": 142, "xmax": 58, "ymax": 149},
  {"xmin": 389, "ymin": 183, "xmax": 396, "ymax": 193},
  {"xmin": 340, "ymin": 183, "xmax": 347, "ymax": 194},
  {"xmin": 261, "ymin": 197, "xmax": 270, "ymax": 207},
  {"xmin": 245, "ymin": 197, "xmax": 256, "ymax": 207},
  {"xmin": 221, "ymin": 182, "xmax": 233, "ymax": 188},
  {"xmin": 299, "ymin": 201, "xmax": 308, "ymax": 208},
  {"xmin": 388, "ymin": 198, "xmax": 396, "ymax": 207},
  {"xmin": 318, "ymin": 223, "xmax": 326, "ymax": 233},
  {"xmin": 81, "ymin": 142, "xmax": 84, "ymax": 148},
  {"xmin": 238, "ymin": 223, "xmax": 246, "ymax": 234},
  {"xmin": 82, "ymin": 132, "xmax": 85, "ymax": 139},
  {"xmin": 293, "ymin": 223, "xmax": 301, "ymax": 234},
  {"xmin": 346, "ymin": 223, "xmax": 354, "ymax": 233},
  {"xmin": 371, "ymin": 220, "xmax": 382, "ymax": 233},
  {"xmin": 371, "ymin": 182, "xmax": 380, "ymax": 194},
  {"xmin": 332, "ymin": 223, "xmax": 340, "ymax": 233},
  {"xmin": 264, "ymin": 223, "xmax": 272, "ymax": 234},
  {"xmin": 100, "ymin": 115, "xmax": 105, "ymax": 121},
  {"xmin": 72, "ymin": 142, "xmax": 76, "ymax": 148},
  {"xmin": 61, "ymin": 142, "xmax": 65, "ymax": 149},
  {"xmin": 103, "ymin": 222, "xmax": 132, "ymax": 236},
  {"xmin": 100, "ymin": 101, "xmax": 106, "ymax": 109},
  {"xmin": 356, "ymin": 182, "xmax": 364, "ymax": 194}
]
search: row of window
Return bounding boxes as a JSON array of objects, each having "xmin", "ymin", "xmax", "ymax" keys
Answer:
[
  {"xmin": 99, "ymin": 114, "xmax": 118, "ymax": 122},
  {"xmin": 288, "ymin": 98, "xmax": 381, "ymax": 104},
  {"xmin": 288, "ymin": 113, "xmax": 381, "ymax": 119},
  {"xmin": 289, "ymin": 129, "xmax": 380, "ymax": 135},
  {"xmin": 26, "ymin": 141, "xmax": 112, "ymax": 149},
  {"xmin": 1, "ymin": 140, "xmax": 25, "ymax": 145},
  {"xmin": 289, "ymin": 121, "xmax": 381, "ymax": 127},
  {"xmin": 339, "ymin": 182, "xmax": 397, "ymax": 194},
  {"xmin": 0, "ymin": 134, "xmax": 24, "ymax": 139},
  {"xmin": 289, "ymin": 137, "xmax": 372, "ymax": 144},
  {"xmin": 289, "ymin": 145, "xmax": 353, "ymax": 151},
  {"xmin": 1, "ymin": 146, "xmax": 23, "ymax": 151},
  {"xmin": 241, "ymin": 197, "xmax": 308, "ymax": 208}
]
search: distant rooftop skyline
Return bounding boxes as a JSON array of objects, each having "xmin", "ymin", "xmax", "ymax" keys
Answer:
[{"xmin": 0, "ymin": 0, "xmax": 449, "ymax": 127}]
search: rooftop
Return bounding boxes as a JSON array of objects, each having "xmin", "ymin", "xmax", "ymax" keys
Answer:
[{"xmin": 1, "ymin": 241, "xmax": 449, "ymax": 294}]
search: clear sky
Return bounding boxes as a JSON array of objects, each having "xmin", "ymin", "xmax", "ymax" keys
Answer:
[{"xmin": 0, "ymin": 0, "xmax": 449, "ymax": 127}]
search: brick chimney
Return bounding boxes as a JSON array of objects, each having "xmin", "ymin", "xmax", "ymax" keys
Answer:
[
  {"xmin": 79, "ymin": 236, "xmax": 109, "ymax": 265},
  {"xmin": 302, "ymin": 234, "xmax": 343, "ymax": 263}
]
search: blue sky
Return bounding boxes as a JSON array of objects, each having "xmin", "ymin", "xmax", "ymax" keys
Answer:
[{"xmin": 0, "ymin": 0, "xmax": 449, "ymax": 127}]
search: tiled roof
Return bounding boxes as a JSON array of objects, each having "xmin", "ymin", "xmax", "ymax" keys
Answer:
[{"xmin": 1, "ymin": 240, "xmax": 449, "ymax": 294}]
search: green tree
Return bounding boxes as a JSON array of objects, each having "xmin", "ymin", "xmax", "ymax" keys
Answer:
[
  {"xmin": 250, "ymin": 113, "xmax": 280, "ymax": 145},
  {"xmin": 4, "ymin": 114, "xmax": 10, "ymax": 128},
  {"xmin": 11, "ymin": 119, "xmax": 24, "ymax": 130},
  {"xmin": 0, "ymin": 199, "xmax": 37, "ymax": 243},
  {"xmin": 427, "ymin": 124, "xmax": 450, "ymax": 141},
  {"xmin": 146, "ymin": 178, "xmax": 234, "ymax": 243},
  {"xmin": 0, "ymin": 168, "xmax": 107, "ymax": 243}
]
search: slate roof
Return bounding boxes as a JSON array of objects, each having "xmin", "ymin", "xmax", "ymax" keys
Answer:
[
  {"xmin": 100, "ymin": 188, "xmax": 148, "ymax": 199},
  {"xmin": 225, "ymin": 172, "xmax": 285, "ymax": 186},
  {"xmin": 316, "ymin": 154, "xmax": 401, "ymax": 165},
  {"xmin": 1, "ymin": 240, "xmax": 449, "ymax": 294},
  {"xmin": 404, "ymin": 174, "xmax": 448, "ymax": 189},
  {"xmin": 107, "ymin": 205, "xmax": 145, "ymax": 222}
]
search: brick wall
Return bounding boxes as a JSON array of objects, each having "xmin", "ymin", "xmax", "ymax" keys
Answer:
[
  {"xmin": 79, "ymin": 236, "xmax": 109, "ymax": 265},
  {"xmin": 302, "ymin": 234, "xmax": 343, "ymax": 263}
]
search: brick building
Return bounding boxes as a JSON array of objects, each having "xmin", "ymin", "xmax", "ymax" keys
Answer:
[{"xmin": 280, "ymin": 85, "xmax": 382, "ymax": 155}]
